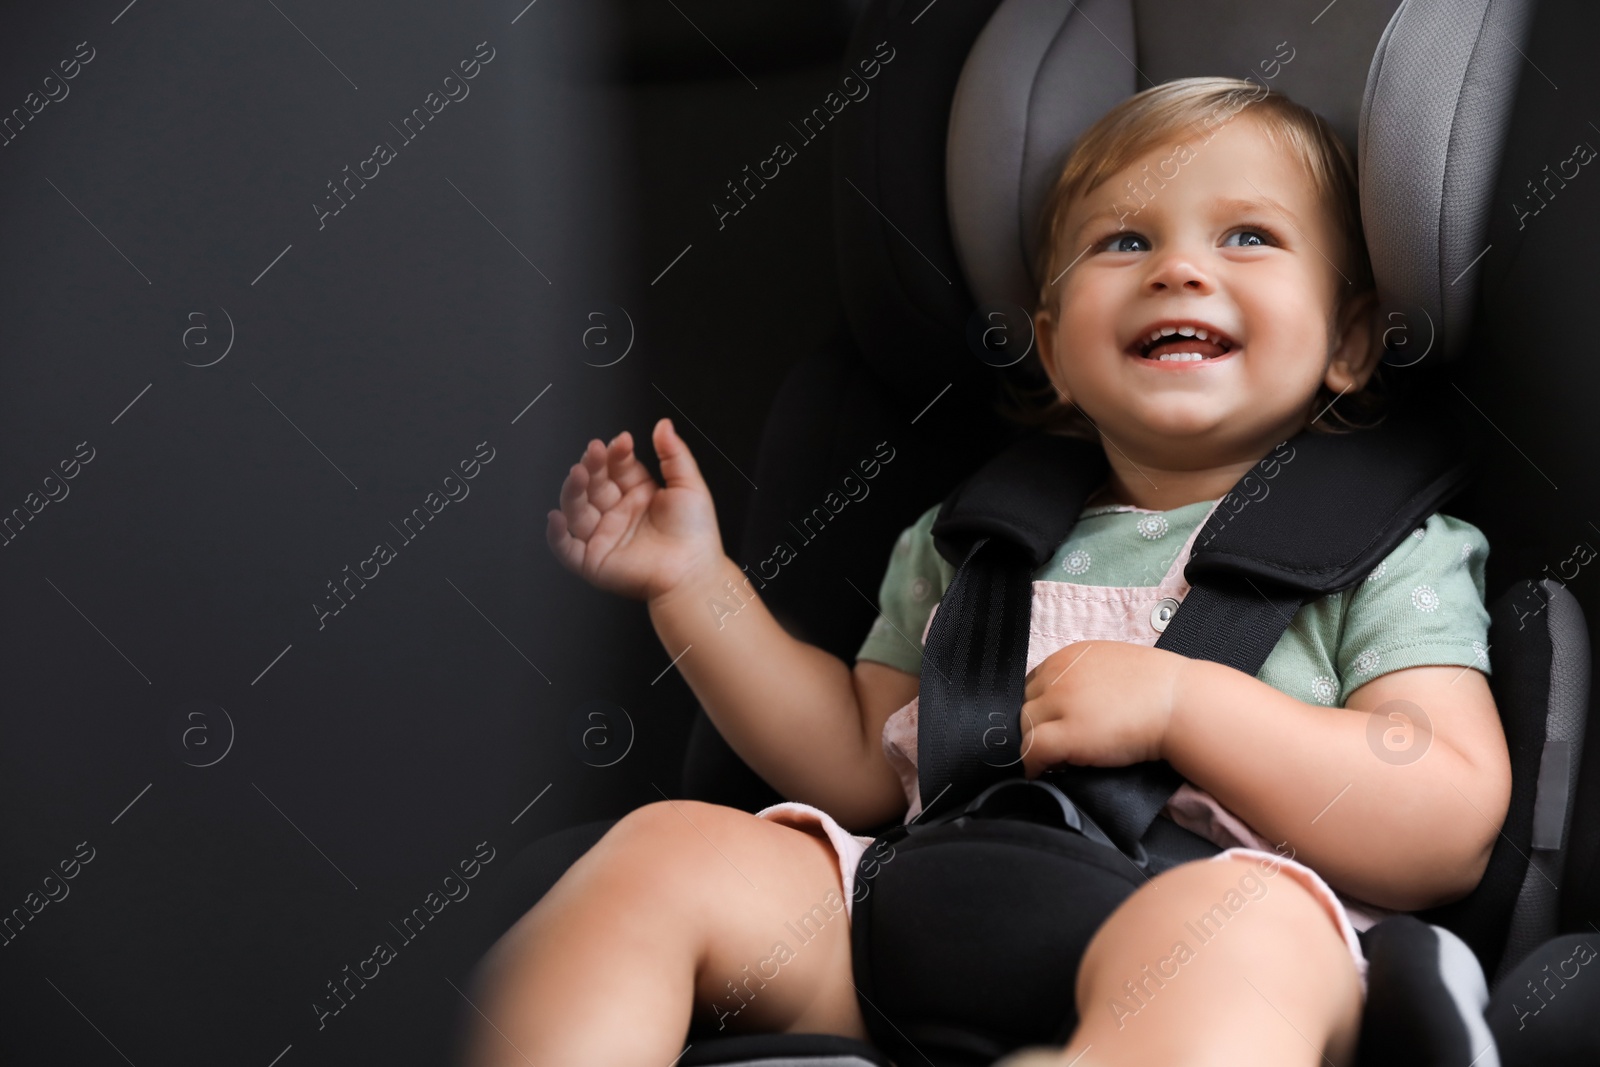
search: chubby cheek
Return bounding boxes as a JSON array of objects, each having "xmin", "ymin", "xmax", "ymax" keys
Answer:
[
  {"xmin": 1238, "ymin": 285, "xmax": 1327, "ymax": 361},
  {"xmin": 1052, "ymin": 282, "xmax": 1120, "ymax": 360},
  {"xmin": 1243, "ymin": 346, "xmax": 1323, "ymax": 404}
]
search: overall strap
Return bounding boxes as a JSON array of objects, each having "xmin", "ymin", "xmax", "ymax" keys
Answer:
[{"xmin": 917, "ymin": 404, "xmax": 1482, "ymax": 846}]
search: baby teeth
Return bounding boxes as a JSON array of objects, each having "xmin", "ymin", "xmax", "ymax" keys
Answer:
[
  {"xmin": 1146, "ymin": 326, "xmax": 1214, "ymax": 342},
  {"xmin": 1154, "ymin": 352, "xmax": 1207, "ymax": 361}
]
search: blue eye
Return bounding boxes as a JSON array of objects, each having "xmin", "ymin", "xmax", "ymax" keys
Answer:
[
  {"xmin": 1100, "ymin": 232, "xmax": 1150, "ymax": 253},
  {"xmin": 1223, "ymin": 228, "xmax": 1273, "ymax": 248}
]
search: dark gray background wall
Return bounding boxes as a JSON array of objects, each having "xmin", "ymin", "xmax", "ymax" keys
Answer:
[{"xmin": 0, "ymin": 2, "xmax": 861, "ymax": 1063}]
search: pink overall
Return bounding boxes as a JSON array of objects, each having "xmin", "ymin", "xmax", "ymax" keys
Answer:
[{"xmin": 757, "ymin": 498, "xmax": 1386, "ymax": 993}]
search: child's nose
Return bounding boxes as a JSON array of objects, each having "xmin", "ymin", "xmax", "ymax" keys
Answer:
[{"xmin": 1146, "ymin": 251, "xmax": 1214, "ymax": 292}]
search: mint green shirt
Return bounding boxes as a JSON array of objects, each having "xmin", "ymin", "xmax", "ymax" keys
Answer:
[{"xmin": 855, "ymin": 500, "xmax": 1492, "ymax": 707}]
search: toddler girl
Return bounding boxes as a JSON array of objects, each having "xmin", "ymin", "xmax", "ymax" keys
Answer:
[{"xmin": 464, "ymin": 77, "xmax": 1510, "ymax": 1067}]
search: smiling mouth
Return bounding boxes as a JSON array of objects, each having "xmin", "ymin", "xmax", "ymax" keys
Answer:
[{"xmin": 1131, "ymin": 325, "xmax": 1237, "ymax": 363}]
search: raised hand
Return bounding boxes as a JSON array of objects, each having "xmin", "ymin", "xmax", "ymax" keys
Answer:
[{"xmin": 546, "ymin": 417, "xmax": 725, "ymax": 603}]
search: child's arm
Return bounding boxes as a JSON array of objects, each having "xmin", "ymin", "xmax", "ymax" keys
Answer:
[
  {"xmin": 548, "ymin": 418, "xmax": 910, "ymax": 833},
  {"xmin": 1161, "ymin": 660, "xmax": 1511, "ymax": 911},
  {"xmin": 649, "ymin": 560, "xmax": 915, "ymax": 831}
]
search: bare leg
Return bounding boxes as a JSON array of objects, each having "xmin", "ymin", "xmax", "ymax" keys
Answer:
[
  {"xmin": 1028, "ymin": 855, "xmax": 1363, "ymax": 1067},
  {"xmin": 457, "ymin": 799, "xmax": 873, "ymax": 1067}
]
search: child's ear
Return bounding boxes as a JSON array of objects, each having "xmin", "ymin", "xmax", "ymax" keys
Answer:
[
  {"xmin": 1324, "ymin": 289, "xmax": 1381, "ymax": 394},
  {"xmin": 1032, "ymin": 307, "xmax": 1072, "ymax": 403},
  {"xmin": 1033, "ymin": 307, "xmax": 1054, "ymax": 364}
]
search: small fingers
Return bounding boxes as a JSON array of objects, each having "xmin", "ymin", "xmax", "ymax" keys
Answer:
[
  {"xmin": 1018, "ymin": 702, "xmax": 1062, "ymax": 780},
  {"xmin": 605, "ymin": 431, "xmax": 655, "ymax": 497},
  {"xmin": 579, "ymin": 437, "xmax": 613, "ymax": 495},
  {"xmin": 579, "ymin": 435, "xmax": 610, "ymax": 476},
  {"xmin": 545, "ymin": 508, "xmax": 585, "ymax": 573},
  {"xmin": 561, "ymin": 432, "xmax": 657, "ymax": 545},
  {"xmin": 559, "ymin": 453, "xmax": 591, "ymax": 510},
  {"xmin": 584, "ymin": 433, "xmax": 654, "ymax": 514},
  {"xmin": 585, "ymin": 444, "xmax": 626, "ymax": 513},
  {"xmin": 560, "ymin": 449, "xmax": 607, "ymax": 542},
  {"xmin": 1019, "ymin": 720, "xmax": 1040, "ymax": 779}
]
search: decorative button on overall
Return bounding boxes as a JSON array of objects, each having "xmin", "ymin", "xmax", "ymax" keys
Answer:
[{"xmin": 1150, "ymin": 597, "xmax": 1180, "ymax": 633}]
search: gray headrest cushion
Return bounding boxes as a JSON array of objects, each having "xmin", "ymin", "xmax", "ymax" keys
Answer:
[
  {"xmin": 945, "ymin": 0, "xmax": 1135, "ymax": 316},
  {"xmin": 1360, "ymin": 0, "xmax": 1534, "ymax": 363}
]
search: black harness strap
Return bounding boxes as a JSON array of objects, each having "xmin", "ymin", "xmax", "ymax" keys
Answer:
[
  {"xmin": 917, "ymin": 433, "xmax": 1106, "ymax": 811},
  {"xmin": 917, "ymin": 404, "xmax": 1481, "ymax": 853}
]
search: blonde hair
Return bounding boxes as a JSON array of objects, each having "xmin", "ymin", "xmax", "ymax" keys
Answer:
[{"xmin": 1000, "ymin": 76, "xmax": 1387, "ymax": 440}]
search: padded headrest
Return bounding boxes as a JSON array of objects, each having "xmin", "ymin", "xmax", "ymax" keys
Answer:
[
  {"xmin": 1360, "ymin": 0, "xmax": 1536, "ymax": 363},
  {"xmin": 945, "ymin": 0, "xmax": 1533, "ymax": 365}
]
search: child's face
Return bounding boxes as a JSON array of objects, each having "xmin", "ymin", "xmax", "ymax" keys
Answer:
[{"xmin": 1035, "ymin": 112, "xmax": 1375, "ymax": 466}]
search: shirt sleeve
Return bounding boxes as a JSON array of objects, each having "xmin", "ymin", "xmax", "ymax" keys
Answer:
[
  {"xmin": 1335, "ymin": 512, "xmax": 1492, "ymax": 705},
  {"xmin": 854, "ymin": 504, "xmax": 952, "ymax": 676}
]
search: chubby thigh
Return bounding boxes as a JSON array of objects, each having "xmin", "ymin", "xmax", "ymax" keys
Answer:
[
  {"xmin": 462, "ymin": 799, "xmax": 873, "ymax": 1066},
  {"xmin": 605, "ymin": 799, "xmax": 873, "ymax": 1042},
  {"xmin": 1069, "ymin": 853, "xmax": 1364, "ymax": 1066}
]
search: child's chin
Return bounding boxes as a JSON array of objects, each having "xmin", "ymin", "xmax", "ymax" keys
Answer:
[{"xmin": 1125, "ymin": 403, "xmax": 1242, "ymax": 440}]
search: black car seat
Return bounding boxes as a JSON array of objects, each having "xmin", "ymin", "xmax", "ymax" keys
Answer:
[{"xmin": 480, "ymin": 0, "xmax": 1600, "ymax": 1063}]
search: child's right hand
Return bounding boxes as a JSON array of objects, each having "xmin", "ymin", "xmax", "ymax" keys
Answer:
[{"xmin": 546, "ymin": 417, "xmax": 725, "ymax": 604}]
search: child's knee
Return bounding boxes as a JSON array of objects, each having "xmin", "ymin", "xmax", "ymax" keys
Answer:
[
  {"xmin": 1192, "ymin": 855, "xmax": 1351, "ymax": 963},
  {"xmin": 1071, "ymin": 856, "xmax": 1362, "ymax": 1064},
  {"xmin": 563, "ymin": 799, "xmax": 746, "ymax": 911},
  {"xmin": 1079, "ymin": 855, "xmax": 1346, "ymax": 994},
  {"xmin": 599, "ymin": 799, "xmax": 736, "ymax": 868}
]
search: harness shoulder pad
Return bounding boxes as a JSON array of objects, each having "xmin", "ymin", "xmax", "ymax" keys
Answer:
[
  {"xmin": 1187, "ymin": 405, "xmax": 1482, "ymax": 597},
  {"xmin": 930, "ymin": 431, "xmax": 1108, "ymax": 569}
]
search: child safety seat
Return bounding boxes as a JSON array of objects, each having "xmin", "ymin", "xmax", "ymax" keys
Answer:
[
  {"xmin": 847, "ymin": 401, "xmax": 1580, "ymax": 1066},
  {"xmin": 484, "ymin": 0, "xmax": 1600, "ymax": 1064}
]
